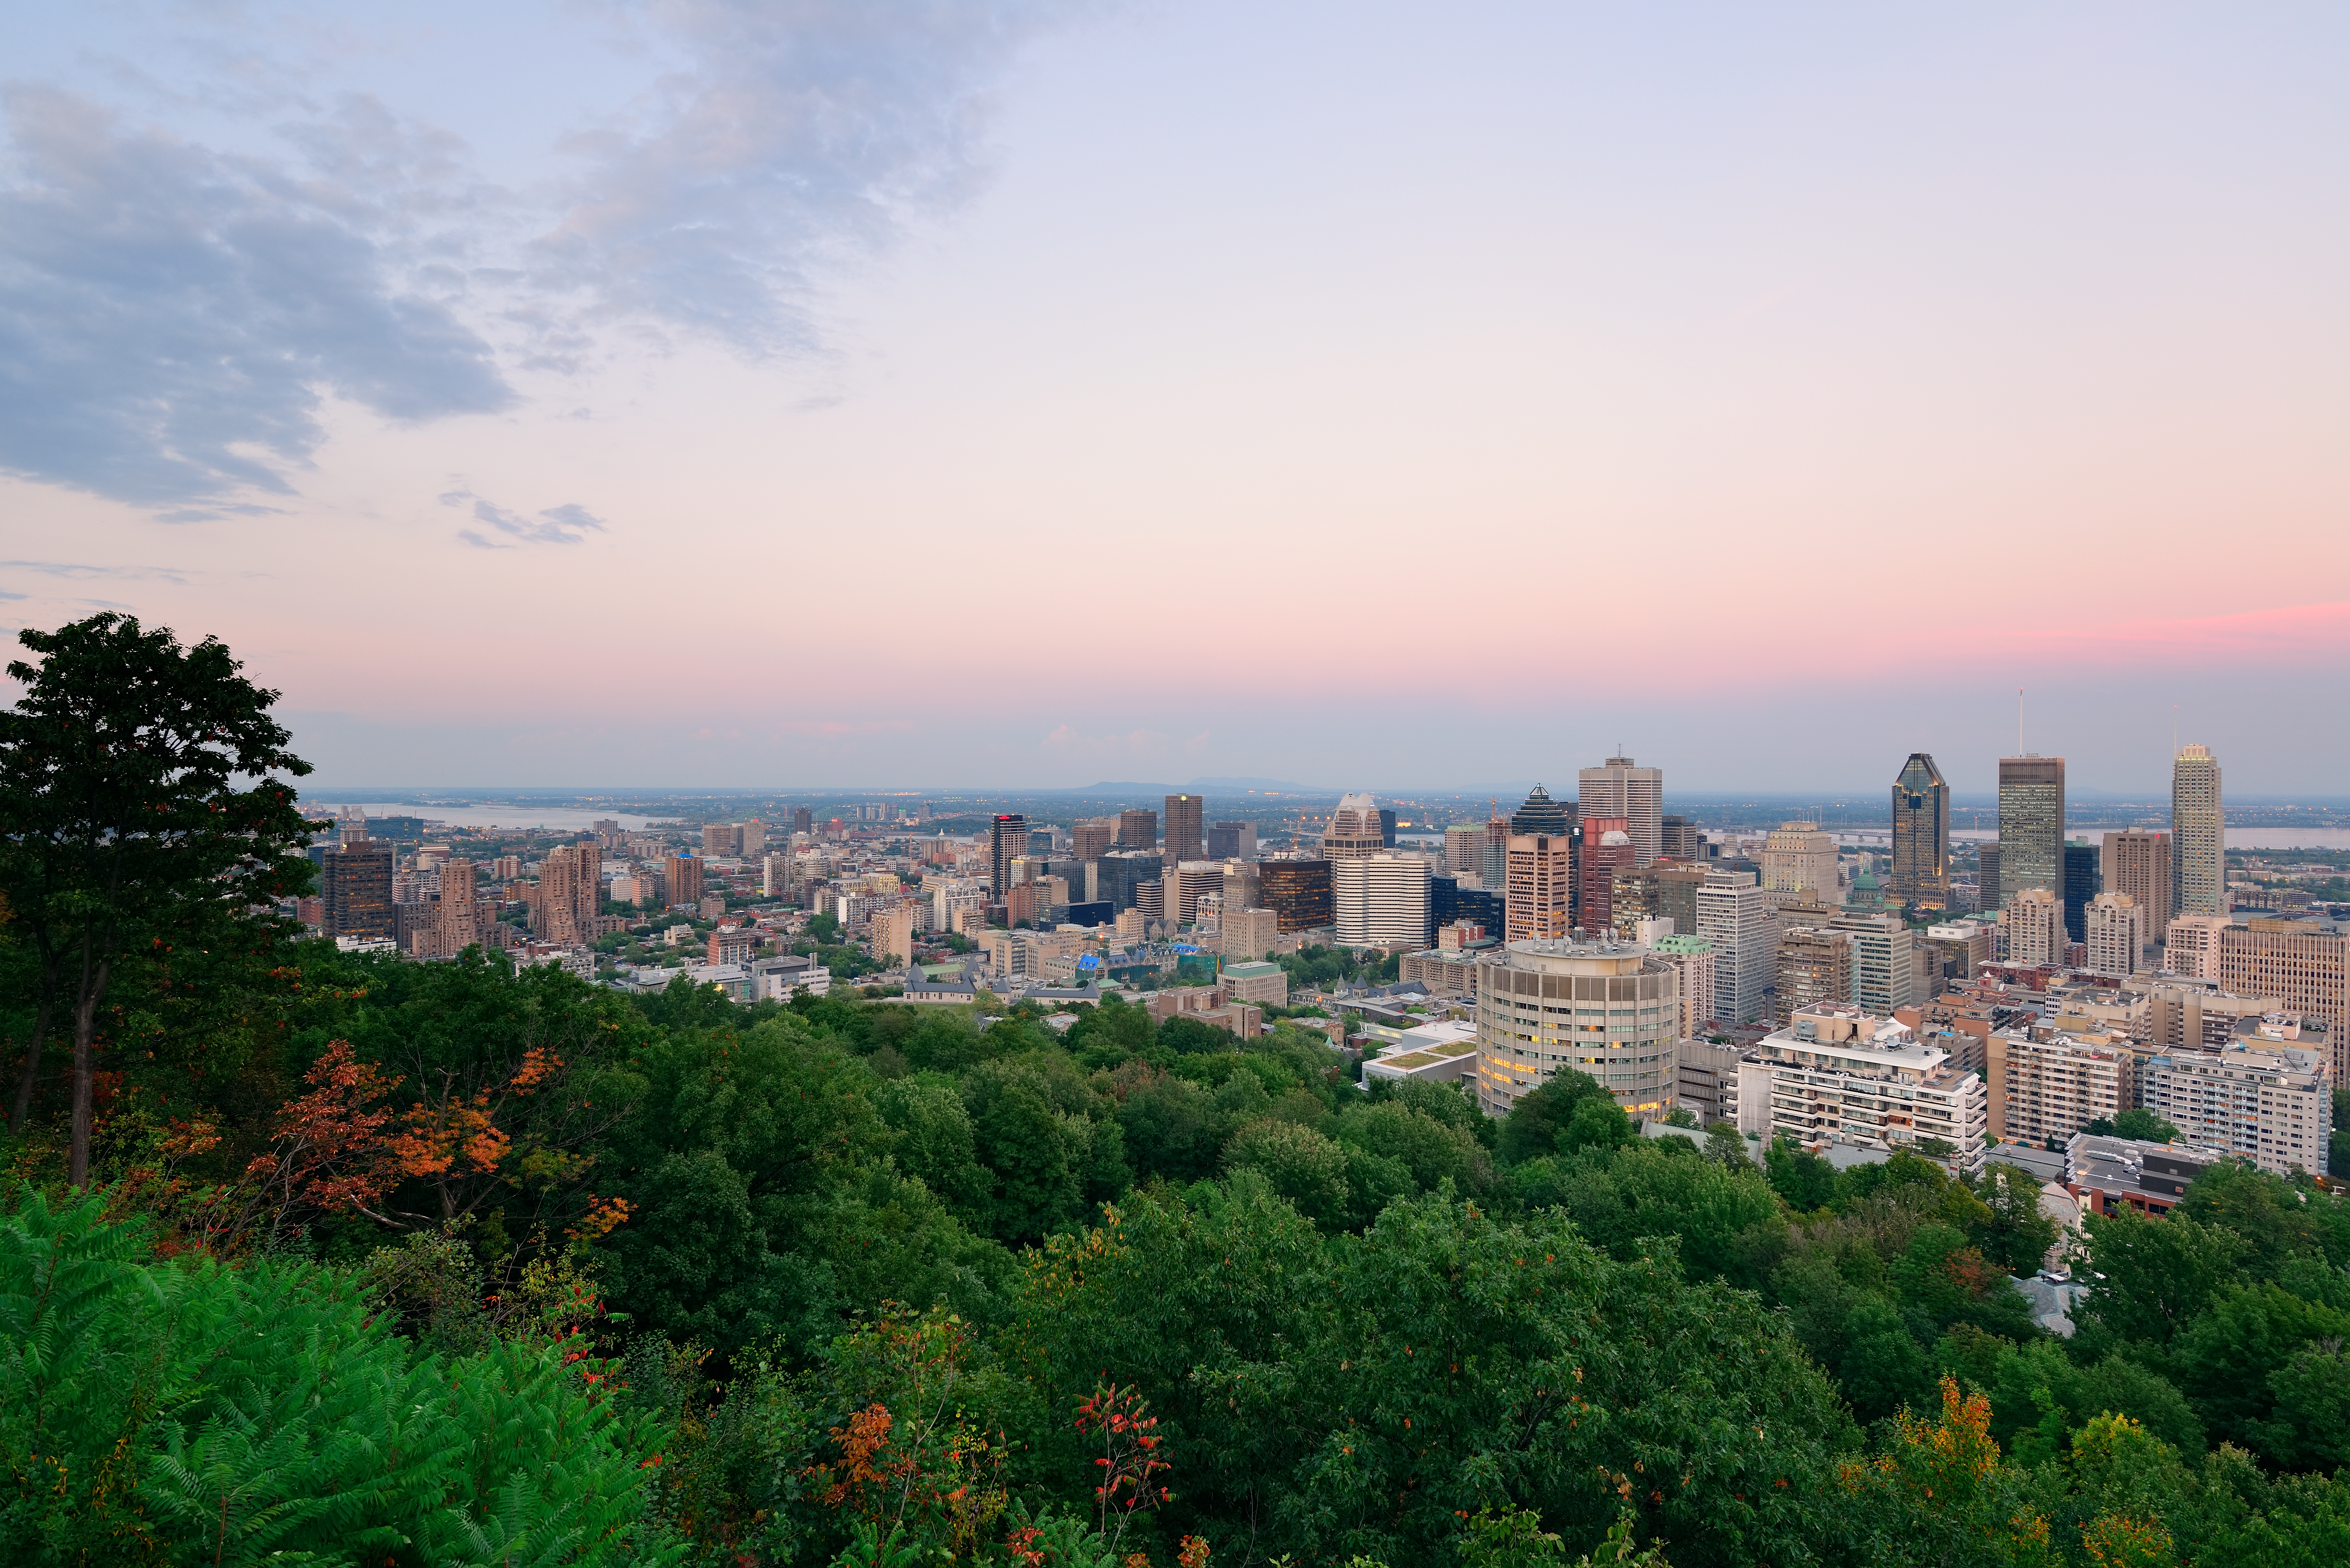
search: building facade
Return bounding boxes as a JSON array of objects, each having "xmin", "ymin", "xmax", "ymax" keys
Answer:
[
  {"xmin": 2063, "ymin": 842, "xmax": 2100, "ymax": 944},
  {"xmin": 2141, "ymin": 1037, "xmax": 2330, "ymax": 1178},
  {"xmin": 1697, "ymin": 870, "xmax": 1776, "ymax": 1026},
  {"xmin": 1890, "ymin": 753, "xmax": 1951, "ymax": 909},
  {"xmin": 989, "ymin": 814, "xmax": 1029, "ymax": 897},
  {"xmin": 1472, "ymin": 937, "xmax": 1680, "ymax": 1118},
  {"xmin": 1259, "ymin": 858, "xmax": 1335, "ymax": 932},
  {"xmin": 2164, "ymin": 914, "xmax": 2230, "ymax": 981},
  {"xmin": 1322, "ymin": 793, "xmax": 1389, "ymax": 860},
  {"xmin": 1653, "ymin": 933, "xmax": 1717, "ymax": 1038},
  {"xmin": 322, "ymin": 840, "xmax": 395, "ymax": 939},
  {"xmin": 1997, "ymin": 755, "xmax": 2067, "ymax": 905},
  {"xmin": 2217, "ymin": 919, "xmax": 2350, "ymax": 1082},
  {"xmin": 1984, "ymin": 1026, "xmax": 2136, "ymax": 1148},
  {"xmin": 1738, "ymin": 1006, "xmax": 1989, "ymax": 1176},
  {"xmin": 1505, "ymin": 832, "xmax": 1573, "ymax": 943},
  {"xmin": 1775, "ymin": 926, "xmax": 1855, "ymax": 1024},
  {"xmin": 1577, "ymin": 757, "xmax": 1664, "ymax": 867},
  {"xmin": 2172, "ymin": 744, "xmax": 2225, "ymax": 917},
  {"xmin": 2084, "ymin": 893, "xmax": 2147, "ymax": 976},
  {"xmin": 535, "ymin": 840, "xmax": 602, "ymax": 947},
  {"xmin": 1117, "ymin": 809, "xmax": 1158, "ymax": 852},
  {"xmin": 1164, "ymin": 794, "xmax": 1206, "ymax": 866},
  {"xmin": 1578, "ymin": 820, "xmax": 1635, "ymax": 935},
  {"xmin": 1333, "ymin": 854, "xmax": 1431, "ymax": 948},
  {"xmin": 2000, "ymin": 888, "xmax": 2066, "ymax": 967},
  {"xmin": 1762, "ymin": 821, "xmax": 1841, "ymax": 906},
  {"xmin": 2102, "ymin": 831, "xmax": 2172, "ymax": 961},
  {"xmin": 1830, "ymin": 910, "xmax": 1914, "ymax": 1015}
]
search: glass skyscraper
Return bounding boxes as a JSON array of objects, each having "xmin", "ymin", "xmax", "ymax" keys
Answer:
[{"xmin": 1889, "ymin": 752, "xmax": 1950, "ymax": 910}]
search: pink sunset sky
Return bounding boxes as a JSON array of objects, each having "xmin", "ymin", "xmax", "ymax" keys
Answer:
[{"xmin": 2, "ymin": 3, "xmax": 2345, "ymax": 793}]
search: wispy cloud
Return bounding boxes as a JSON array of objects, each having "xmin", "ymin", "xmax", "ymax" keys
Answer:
[
  {"xmin": 0, "ymin": 559, "xmax": 193, "ymax": 584},
  {"xmin": 439, "ymin": 488, "xmax": 605, "ymax": 545}
]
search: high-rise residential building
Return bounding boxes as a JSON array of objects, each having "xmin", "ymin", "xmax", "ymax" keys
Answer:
[
  {"xmin": 1889, "ymin": 754, "xmax": 1952, "ymax": 909},
  {"xmin": 322, "ymin": 839, "xmax": 395, "ymax": 939},
  {"xmin": 1332, "ymin": 855, "xmax": 1431, "ymax": 948},
  {"xmin": 1072, "ymin": 817, "xmax": 1119, "ymax": 861},
  {"xmin": 2063, "ymin": 842, "xmax": 2100, "ymax": 944},
  {"xmin": 1999, "ymin": 888, "xmax": 2066, "ymax": 966},
  {"xmin": 869, "ymin": 904, "xmax": 918, "ymax": 966},
  {"xmin": 536, "ymin": 840, "xmax": 602, "ymax": 947},
  {"xmin": 1985, "ymin": 1027, "xmax": 2136, "ymax": 1148},
  {"xmin": 1762, "ymin": 822, "xmax": 1840, "ymax": 906},
  {"xmin": 762, "ymin": 853, "xmax": 792, "ymax": 899},
  {"xmin": 1505, "ymin": 831, "xmax": 1573, "ymax": 943},
  {"xmin": 1830, "ymin": 911, "xmax": 1915, "ymax": 1015},
  {"xmin": 1206, "ymin": 820, "xmax": 1257, "ymax": 860},
  {"xmin": 1697, "ymin": 870, "xmax": 1776, "ymax": 1026},
  {"xmin": 1117, "ymin": 809, "xmax": 1158, "ymax": 852},
  {"xmin": 2084, "ymin": 893, "xmax": 2147, "ymax": 976},
  {"xmin": 1579, "ymin": 756, "xmax": 1664, "ymax": 867},
  {"xmin": 1776, "ymin": 926, "xmax": 1856, "ymax": 1024},
  {"xmin": 702, "ymin": 823, "xmax": 736, "ymax": 858},
  {"xmin": 2172, "ymin": 744, "xmax": 2225, "ymax": 917},
  {"xmin": 1660, "ymin": 816, "xmax": 1704, "ymax": 862},
  {"xmin": 438, "ymin": 859, "xmax": 481, "ymax": 954},
  {"xmin": 1608, "ymin": 862, "xmax": 1708, "ymax": 942},
  {"xmin": 792, "ymin": 806, "xmax": 814, "ymax": 837},
  {"xmin": 1975, "ymin": 845, "xmax": 2002, "ymax": 915},
  {"xmin": 989, "ymin": 814, "xmax": 1028, "ymax": 896},
  {"xmin": 1736, "ymin": 1008, "xmax": 1989, "ymax": 1176},
  {"xmin": 1652, "ymin": 934, "xmax": 1716, "ymax": 1037},
  {"xmin": 2101, "ymin": 831, "xmax": 2172, "ymax": 961},
  {"xmin": 665, "ymin": 851, "xmax": 704, "ymax": 911},
  {"xmin": 1163, "ymin": 794, "xmax": 1205, "ymax": 866},
  {"xmin": 2164, "ymin": 914, "xmax": 2230, "ymax": 981},
  {"xmin": 1444, "ymin": 823, "xmax": 1488, "ymax": 877},
  {"xmin": 2141, "ymin": 1034, "xmax": 2332, "ymax": 1178},
  {"xmin": 1472, "ymin": 936, "xmax": 1681, "ymax": 1117},
  {"xmin": 1998, "ymin": 756, "xmax": 2066, "ymax": 906},
  {"xmin": 739, "ymin": 820, "xmax": 766, "ymax": 856},
  {"xmin": 1322, "ymin": 794, "xmax": 1388, "ymax": 860},
  {"xmin": 1578, "ymin": 819, "xmax": 1635, "ymax": 934},
  {"xmin": 2217, "ymin": 920, "xmax": 2350, "ymax": 1082},
  {"xmin": 1260, "ymin": 858, "xmax": 1335, "ymax": 932}
]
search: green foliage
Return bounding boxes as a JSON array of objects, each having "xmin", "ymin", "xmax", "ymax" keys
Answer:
[{"xmin": 2111, "ymin": 1107, "xmax": 2178, "ymax": 1143}]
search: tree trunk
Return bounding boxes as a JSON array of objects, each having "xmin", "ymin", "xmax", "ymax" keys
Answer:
[
  {"xmin": 67, "ymin": 956, "xmax": 108, "ymax": 1190},
  {"xmin": 9, "ymin": 986, "xmax": 53, "ymax": 1136}
]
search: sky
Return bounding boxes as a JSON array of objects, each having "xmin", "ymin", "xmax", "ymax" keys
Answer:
[{"xmin": 2, "ymin": 2, "xmax": 2345, "ymax": 796}]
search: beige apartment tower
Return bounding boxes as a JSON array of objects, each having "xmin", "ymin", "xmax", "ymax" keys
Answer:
[
  {"xmin": 1578, "ymin": 756, "xmax": 1664, "ymax": 866},
  {"xmin": 1505, "ymin": 833, "xmax": 1573, "ymax": 942},
  {"xmin": 1762, "ymin": 822, "xmax": 1840, "ymax": 906},
  {"xmin": 2101, "ymin": 830, "xmax": 2172, "ymax": 961},
  {"xmin": 2172, "ymin": 744, "xmax": 2225, "ymax": 916}
]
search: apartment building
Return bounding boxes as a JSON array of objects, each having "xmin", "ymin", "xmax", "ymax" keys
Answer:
[
  {"xmin": 2140, "ymin": 1029, "xmax": 2331, "ymax": 1177},
  {"xmin": 1983, "ymin": 1027, "xmax": 2136, "ymax": 1149},
  {"xmin": 1734, "ymin": 1005, "xmax": 1989, "ymax": 1176}
]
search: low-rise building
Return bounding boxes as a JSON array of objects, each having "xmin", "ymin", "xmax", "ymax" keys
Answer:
[
  {"xmin": 1363, "ymin": 1020, "xmax": 1481, "ymax": 1086},
  {"xmin": 2066, "ymin": 1133, "xmax": 2226, "ymax": 1216},
  {"xmin": 1222, "ymin": 960, "xmax": 1290, "ymax": 1007}
]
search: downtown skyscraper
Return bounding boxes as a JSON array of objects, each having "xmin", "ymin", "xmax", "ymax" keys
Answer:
[
  {"xmin": 2172, "ymin": 743, "xmax": 2225, "ymax": 916},
  {"xmin": 1888, "ymin": 753, "xmax": 1951, "ymax": 910},
  {"xmin": 1578, "ymin": 756, "xmax": 1664, "ymax": 866},
  {"xmin": 1997, "ymin": 755, "xmax": 2066, "ymax": 906}
]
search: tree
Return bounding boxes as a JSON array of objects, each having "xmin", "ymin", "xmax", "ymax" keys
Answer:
[
  {"xmin": 1971, "ymin": 1163, "xmax": 2060, "ymax": 1276},
  {"xmin": 0, "ymin": 615, "xmax": 312, "ymax": 1185},
  {"xmin": 2112, "ymin": 1108, "xmax": 2177, "ymax": 1144}
]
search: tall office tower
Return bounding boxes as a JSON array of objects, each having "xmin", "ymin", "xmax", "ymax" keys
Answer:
[
  {"xmin": 1377, "ymin": 808, "xmax": 1398, "ymax": 848},
  {"xmin": 1260, "ymin": 858, "xmax": 1335, "ymax": 932},
  {"xmin": 2218, "ymin": 919, "xmax": 2350, "ymax": 1083},
  {"xmin": 1505, "ymin": 828, "xmax": 1574, "ymax": 943},
  {"xmin": 1578, "ymin": 819, "xmax": 1635, "ymax": 933},
  {"xmin": 1697, "ymin": 870, "xmax": 1776, "ymax": 1025},
  {"xmin": 1829, "ymin": 911, "xmax": 1914, "ymax": 1014},
  {"xmin": 1660, "ymin": 815, "xmax": 1704, "ymax": 862},
  {"xmin": 1998, "ymin": 887, "xmax": 2065, "ymax": 966},
  {"xmin": 322, "ymin": 839, "xmax": 395, "ymax": 939},
  {"xmin": 1996, "ymin": 756, "xmax": 2066, "ymax": 905},
  {"xmin": 702, "ymin": 823, "xmax": 735, "ymax": 857},
  {"xmin": 2084, "ymin": 893, "xmax": 2146, "ymax": 976},
  {"xmin": 535, "ymin": 840, "xmax": 602, "ymax": 946},
  {"xmin": 1173, "ymin": 861, "xmax": 1227, "ymax": 926},
  {"xmin": 1578, "ymin": 756, "xmax": 1664, "ymax": 866},
  {"xmin": 1094, "ymin": 849, "xmax": 1163, "ymax": 914},
  {"xmin": 1072, "ymin": 818, "xmax": 1118, "ymax": 861},
  {"xmin": 2172, "ymin": 743, "xmax": 2225, "ymax": 916},
  {"xmin": 1762, "ymin": 821, "xmax": 1841, "ymax": 905},
  {"xmin": 1510, "ymin": 783, "xmax": 1574, "ymax": 838},
  {"xmin": 1444, "ymin": 823, "xmax": 1487, "ymax": 876},
  {"xmin": 989, "ymin": 814, "xmax": 1028, "ymax": 896},
  {"xmin": 1889, "ymin": 754, "xmax": 1951, "ymax": 909},
  {"xmin": 2062, "ymin": 842, "xmax": 2100, "ymax": 943},
  {"xmin": 1163, "ymin": 794, "xmax": 1205, "ymax": 866},
  {"xmin": 1472, "ymin": 939, "xmax": 1681, "ymax": 1117},
  {"xmin": 1974, "ymin": 845, "xmax": 2001, "ymax": 915},
  {"xmin": 1221, "ymin": 861, "xmax": 1262, "ymax": 916},
  {"xmin": 1207, "ymin": 820, "xmax": 1257, "ymax": 860},
  {"xmin": 1323, "ymin": 794, "xmax": 1388, "ymax": 859},
  {"xmin": 2101, "ymin": 831, "xmax": 2172, "ymax": 960},
  {"xmin": 1483, "ymin": 810, "xmax": 1511, "ymax": 887},
  {"xmin": 792, "ymin": 806, "xmax": 814, "ymax": 836},
  {"xmin": 1117, "ymin": 808, "xmax": 1158, "ymax": 852},
  {"xmin": 1333, "ymin": 855, "xmax": 1432, "ymax": 948},
  {"xmin": 1775, "ymin": 926, "xmax": 1856, "ymax": 1024}
]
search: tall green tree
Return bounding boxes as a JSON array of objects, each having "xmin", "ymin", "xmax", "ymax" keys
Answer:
[{"xmin": 0, "ymin": 615, "xmax": 312, "ymax": 1185}]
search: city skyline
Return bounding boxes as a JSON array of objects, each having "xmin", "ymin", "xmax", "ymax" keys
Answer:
[{"xmin": 1, "ymin": 4, "xmax": 2345, "ymax": 794}]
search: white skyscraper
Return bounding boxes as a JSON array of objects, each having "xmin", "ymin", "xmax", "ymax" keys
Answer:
[
  {"xmin": 2172, "ymin": 744, "xmax": 2225, "ymax": 917},
  {"xmin": 1333, "ymin": 855, "xmax": 1431, "ymax": 948},
  {"xmin": 1579, "ymin": 756, "xmax": 1664, "ymax": 867},
  {"xmin": 1697, "ymin": 870, "xmax": 1776, "ymax": 1025}
]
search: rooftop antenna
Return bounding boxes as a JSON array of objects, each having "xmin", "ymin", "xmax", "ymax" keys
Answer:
[{"xmin": 2016, "ymin": 688, "xmax": 2024, "ymax": 756}]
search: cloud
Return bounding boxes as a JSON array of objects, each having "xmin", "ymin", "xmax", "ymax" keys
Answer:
[
  {"xmin": 439, "ymin": 488, "xmax": 605, "ymax": 545},
  {"xmin": 0, "ymin": 84, "xmax": 512, "ymax": 506},
  {"xmin": 0, "ymin": 559, "xmax": 192, "ymax": 584},
  {"xmin": 533, "ymin": 0, "xmax": 1087, "ymax": 356}
]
